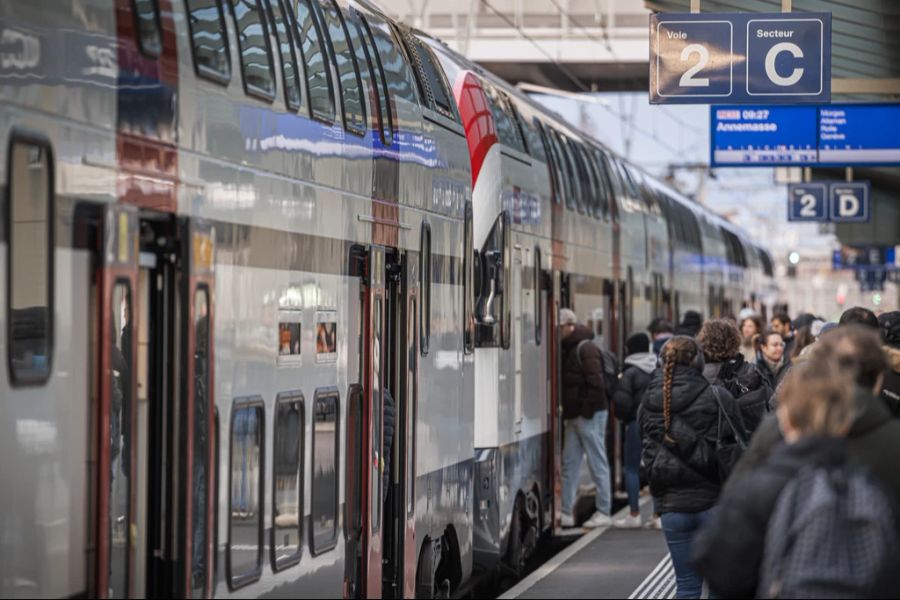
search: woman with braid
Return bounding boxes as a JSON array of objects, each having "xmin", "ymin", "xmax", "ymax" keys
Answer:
[{"xmin": 639, "ymin": 336, "xmax": 746, "ymax": 599}]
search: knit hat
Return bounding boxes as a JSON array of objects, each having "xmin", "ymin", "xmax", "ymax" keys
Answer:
[
  {"xmin": 559, "ymin": 308, "xmax": 577, "ymax": 325},
  {"xmin": 626, "ymin": 333, "xmax": 651, "ymax": 356}
]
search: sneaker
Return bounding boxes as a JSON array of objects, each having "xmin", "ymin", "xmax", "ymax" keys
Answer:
[
  {"xmin": 560, "ymin": 512, "xmax": 575, "ymax": 528},
  {"xmin": 583, "ymin": 511, "xmax": 612, "ymax": 529},
  {"xmin": 613, "ymin": 513, "xmax": 643, "ymax": 529},
  {"xmin": 643, "ymin": 515, "xmax": 663, "ymax": 530}
]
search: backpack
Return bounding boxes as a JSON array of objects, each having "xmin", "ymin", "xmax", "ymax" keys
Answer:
[
  {"xmin": 575, "ymin": 339, "xmax": 619, "ymax": 397},
  {"xmin": 759, "ymin": 463, "xmax": 900, "ymax": 599}
]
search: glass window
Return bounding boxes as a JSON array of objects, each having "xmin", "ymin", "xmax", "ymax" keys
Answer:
[
  {"xmin": 230, "ymin": 0, "xmax": 276, "ymax": 99},
  {"xmin": 352, "ymin": 9, "xmax": 392, "ymax": 144},
  {"xmin": 523, "ymin": 117, "xmax": 547, "ymax": 162},
  {"xmin": 191, "ymin": 287, "xmax": 211, "ymax": 596},
  {"xmin": 546, "ymin": 130, "xmax": 570, "ymax": 207},
  {"xmin": 229, "ymin": 400, "xmax": 264, "ymax": 587},
  {"xmin": 186, "ymin": 0, "xmax": 231, "ymax": 82},
  {"xmin": 133, "ymin": 0, "xmax": 161, "ymax": 56},
  {"xmin": 319, "ymin": 0, "xmax": 366, "ymax": 134},
  {"xmin": 419, "ymin": 222, "xmax": 432, "ymax": 356},
  {"xmin": 535, "ymin": 121, "xmax": 560, "ymax": 203},
  {"xmin": 273, "ymin": 393, "xmax": 304, "ymax": 570},
  {"xmin": 265, "ymin": 0, "xmax": 302, "ymax": 110},
  {"xmin": 293, "ymin": 0, "xmax": 334, "ymax": 121},
  {"xmin": 557, "ymin": 134, "xmax": 582, "ymax": 212},
  {"xmin": 406, "ymin": 36, "xmax": 455, "ymax": 119},
  {"xmin": 366, "ymin": 12, "xmax": 418, "ymax": 105},
  {"xmin": 584, "ymin": 148, "xmax": 610, "ymax": 218},
  {"xmin": 484, "ymin": 84, "xmax": 524, "ymax": 152},
  {"xmin": 311, "ymin": 390, "xmax": 339, "ymax": 554},
  {"xmin": 7, "ymin": 139, "xmax": 53, "ymax": 385},
  {"xmin": 345, "ymin": 10, "xmax": 378, "ymax": 132}
]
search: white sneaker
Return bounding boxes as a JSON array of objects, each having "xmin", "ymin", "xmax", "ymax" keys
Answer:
[
  {"xmin": 560, "ymin": 512, "xmax": 575, "ymax": 528},
  {"xmin": 583, "ymin": 511, "xmax": 612, "ymax": 529},
  {"xmin": 613, "ymin": 513, "xmax": 643, "ymax": 529},
  {"xmin": 643, "ymin": 515, "xmax": 663, "ymax": 530}
]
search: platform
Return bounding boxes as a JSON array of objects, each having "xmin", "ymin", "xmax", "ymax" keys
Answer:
[{"xmin": 500, "ymin": 498, "xmax": 674, "ymax": 600}]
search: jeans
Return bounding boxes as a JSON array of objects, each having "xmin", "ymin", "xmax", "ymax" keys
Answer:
[
  {"xmin": 561, "ymin": 410, "xmax": 611, "ymax": 515},
  {"xmin": 661, "ymin": 508, "xmax": 718, "ymax": 599},
  {"xmin": 623, "ymin": 421, "xmax": 641, "ymax": 514}
]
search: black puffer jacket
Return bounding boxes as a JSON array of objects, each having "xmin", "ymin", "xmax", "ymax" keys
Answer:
[
  {"xmin": 639, "ymin": 365, "xmax": 744, "ymax": 514},
  {"xmin": 613, "ymin": 352, "xmax": 656, "ymax": 422},
  {"xmin": 561, "ymin": 324, "xmax": 608, "ymax": 419},
  {"xmin": 702, "ymin": 355, "xmax": 771, "ymax": 436},
  {"xmin": 693, "ymin": 437, "xmax": 849, "ymax": 598}
]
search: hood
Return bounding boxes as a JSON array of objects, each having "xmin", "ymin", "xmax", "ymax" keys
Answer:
[
  {"xmin": 562, "ymin": 324, "xmax": 594, "ymax": 349},
  {"xmin": 849, "ymin": 386, "xmax": 892, "ymax": 437},
  {"xmin": 644, "ymin": 365, "xmax": 709, "ymax": 413},
  {"xmin": 625, "ymin": 352, "xmax": 657, "ymax": 374},
  {"xmin": 885, "ymin": 345, "xmax": 900, "ymax": 372}
]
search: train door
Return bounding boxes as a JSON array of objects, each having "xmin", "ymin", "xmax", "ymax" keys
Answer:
[
  {"xmin": 546, "ymin": 270, "xmax": 570, "ymax": 533},
  {"xmin": 349, "ymin": 245, "xmax": 415, "ymax": 598}
]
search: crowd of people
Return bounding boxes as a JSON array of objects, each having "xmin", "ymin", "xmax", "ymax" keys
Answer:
[{"xmin": 558, "ymin": 305, "xmax": 900, "ymax": 599}]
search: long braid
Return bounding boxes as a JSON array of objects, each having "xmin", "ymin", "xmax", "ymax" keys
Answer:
[
  {"xmin": 662, "ymin": 353, "xmax": 675, "ymax": 441},
  {"xmin": 659, "ymin": 336, "xmax": 700, "ymax": 444}
]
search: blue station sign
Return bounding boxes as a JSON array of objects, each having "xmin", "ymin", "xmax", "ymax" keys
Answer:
[
  {"xmin": 650, "ymin": 12, "xmax": 831, "ymax": 105},
  {"xmin": 787, "ymin": 183, "xmax": 827, "ymax": 222},
  {"xmin": 787, "ymin": 181, "xmax": 870, "ymax": 223},
  {"xmin": 829, "ymin": 181, "xmax": 870, "ymax": 223}
]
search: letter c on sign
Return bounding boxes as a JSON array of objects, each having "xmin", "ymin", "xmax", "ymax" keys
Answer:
[{"xmin": 765, "ymin": 42, "xmax": 804, "ymax": 86}]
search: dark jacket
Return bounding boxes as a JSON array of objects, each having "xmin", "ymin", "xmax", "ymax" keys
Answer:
[
  {"xmin": 561, "ymin": 324, "xmax": 608, "ymax": 419},
  {"xmin": 727, "ymin": 387, "xmax": 900, "ymax": 505},
  {"xmin": 881, "ymin": 345, "xmax": 900, "ymax": 417},
  {"xmin": 702, "ymin": 355, "xmax": 771, "ymax": 436},
  {"xmin": 755, "ymin": 351, "xmax": 791, "ymax": 391},
  {"xmin": 693, "ymin": 437, "xmax": 848, "ymax": 599},
  {"xmin": 639, "ymin": 365, "xmax": 744, "ymax": 514},
  {"xmin": 652, "ymin": 333, "xmax": 673, "ymax": 356},
  {"xmin": 613, "ymin": 352, "xmax": 656, "ymax": 423},
  {"xmin": 782, "ymin": 333, "xmax": 796, "ymax": 359}
]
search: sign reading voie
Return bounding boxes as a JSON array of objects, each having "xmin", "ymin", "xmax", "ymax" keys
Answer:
[{"xmin": 651, "ymin": 12, "xmax": 831, "ymax": 105}]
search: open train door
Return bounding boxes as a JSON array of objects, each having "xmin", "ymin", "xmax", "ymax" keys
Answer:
[
  {"xmin": 546, "ymin": 270, "xmax": 568, "ymax": 534},
  {"xmin": 92, "ymin": 204, "xmax": 140, "ymax": 599}
]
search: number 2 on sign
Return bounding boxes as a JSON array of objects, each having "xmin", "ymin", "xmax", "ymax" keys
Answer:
[
  {"xmin": 679, "ymin": 44, "xmax": 710, "ymax": 87},
  {"xmin": 799, "ymin": 194, "xmax": 817, "ymax": 217}
]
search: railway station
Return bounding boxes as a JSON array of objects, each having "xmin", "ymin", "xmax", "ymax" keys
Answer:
[{"xmin": 0, "ymin": 0, "xmax": 898, "ymax": 598}]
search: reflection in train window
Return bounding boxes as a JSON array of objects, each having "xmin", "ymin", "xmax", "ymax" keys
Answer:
[
  {"xmin": 133, "ymin": 0, "xmax": 161, "ymax": 56},
  {"xmin": 293, "ymin": 0, "xmax": 334, "ymax": 121},
  {"xmin": 265, "ymin": 0, "xmax": 303, "ymax": 111},
  {"xmin": 192, "ymin": 287, "xmax": 211, "ymax": 596},
  {"xmin": 231, "ymin": 0, "xmax": 276, "ymax": 99},
  {"xmin": 311, "ymin": 389, "xmax": 339, "ymax": 554},
  {"xmin": 7, "ymin": 138, "xmax": 53, "ymax": 385},
  {"xmin": 364, "ymin": 11, "xmax": 418, "ymax": 105},
  {"xmin": 272, "ymin": 392, "xmax": 304, "ymax": 570},
  {"xmin": 353, "ymin": 9, "xmax": 393, "ymax": 144},
  {"xmin": 186, "ymin": 0, "xmax": 231, "ymax": 82},
  {"xmin": 229, "ymin": 400, "xmax": 265, "ymax": 588},
  {"xmin": 319, "ymin": 0, "xmax": 366, "ymax": 134}
]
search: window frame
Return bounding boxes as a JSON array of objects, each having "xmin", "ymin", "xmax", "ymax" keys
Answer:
[
  {"xmin": 351, "ymin": 8, "xmax": 394, "ymax": 145},
  {"xmin": 226, "ymin": 396, "xmax": 266, "ymax": 590},
  {"xmin": 229, "ymin": 0, "xmax": 278, "ymax": 101},
  {"xmin": 132, "ymin": 0, "xmax": 162, "ymax": 57},
  {"xmin": 264, "ymin": 0, "xmax": 304, "ymax": 112},
  {"xmin": 316, "ymin": 0, "xmax": 367, "ymax": 136},
  {"xmin": 185, "ymin": 0, "xmax": 232, "ymax": 84},
  {"xmin": 310, "ymin": 387, "xmax": 341, "ymax": 555},
  {"xmin": 419, "ymin": 221, "xmax": 432, "ymax": 356},
  {"xmin": 6, "ymin": 132, "xmax": 54, "ymax": 387},
  {"xmin": 293, "ymin": 0, "xmax": 336, "ymax": 123},
  {"xmin": 271, "ymin": 390, "xmax": 305, "ymax": 572}
]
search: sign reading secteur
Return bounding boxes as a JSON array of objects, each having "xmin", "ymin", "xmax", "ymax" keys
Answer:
[{"xmin": 650, "ymin": 12, "xmax": 831, "ymax": 104}]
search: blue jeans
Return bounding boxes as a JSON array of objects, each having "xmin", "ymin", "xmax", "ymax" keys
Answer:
[
  {"xmin": 561, "ymin": 410, "xmax": 611, "ymax": 515},
  {"xmin": 661, "ymin": 508, "xmax": 718, "ymax": 599},
  {"xmin": 623, "ymin": 421, "xmax": 641, "ymax": 513}
]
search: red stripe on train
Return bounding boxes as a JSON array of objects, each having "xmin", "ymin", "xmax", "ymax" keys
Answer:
[{"xmin": 452, "ymin": 71, "xmax": 497, "ymax": 187}]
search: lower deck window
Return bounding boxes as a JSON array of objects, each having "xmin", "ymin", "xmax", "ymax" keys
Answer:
[
  {"xmin": 228, "ymin": 399, "xmax": 264, "ymax": 588},
  {"xmin": 311, "ymin": 389, "xmax": 339, "ymax": 554}
]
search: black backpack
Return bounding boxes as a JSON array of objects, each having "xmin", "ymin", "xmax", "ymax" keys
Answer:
[{"xmin": 575, "ymin": 339, "xmax": 619, "ymax": 397}]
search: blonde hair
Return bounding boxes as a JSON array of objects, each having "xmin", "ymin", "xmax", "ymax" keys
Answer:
[{"xmin": 777, "ymin": 359, "xmax": 855, "ymax": 437}]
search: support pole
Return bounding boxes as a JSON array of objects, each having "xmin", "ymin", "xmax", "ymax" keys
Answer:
[
  {"xmin": 691, "ymin": 0, "xmax": 700, "ymax": 14},
  {"xmin": 782, "ymin": 0, "xmax": 791, "ymax": 12},
  {"xmin": 846, "ymin": 167, "xmax": 853, "ymax": 182}
]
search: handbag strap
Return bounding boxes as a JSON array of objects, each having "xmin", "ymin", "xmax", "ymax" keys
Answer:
[{"xmin": 711, "ymin": 385, "xmax": 747, "ymax": 449}]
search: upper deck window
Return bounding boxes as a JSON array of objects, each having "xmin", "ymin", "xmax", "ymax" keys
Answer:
[
  {"xmin": 366, "ymin": 14, "xmax": 418, "ymax": 106},
  {"xmin": 319, "ymin": 0, "xmax": 366, "ymax": 135},
  {"xmin": 186, "ymin": 0, "xmax": 231, "ymax": 82},
  {"xmin": 231, "ymin": 0, "xmax": 276, "ymax": 99},
  {"xmin": 265, "ymin": 0, "xmax": 303, "ymax": 111},
  {"xmin": 293, "ymin": 0, "xmax": 335, "ymax": 121}
]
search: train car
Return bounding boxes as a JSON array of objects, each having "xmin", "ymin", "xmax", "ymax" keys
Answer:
[{"xmin": 0, "ymin": 2, "xmax": 777, "ymax": 599}]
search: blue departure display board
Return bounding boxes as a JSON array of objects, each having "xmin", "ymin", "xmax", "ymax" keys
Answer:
[
  {"xmin": 711, "ymin": 103, "xmax": 900, "ymax": 167},
  {"xmin": 711, "ymin": 106, "xmax": 817, "ymax": 165}
]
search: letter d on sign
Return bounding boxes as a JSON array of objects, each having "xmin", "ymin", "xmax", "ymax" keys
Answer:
[{"xmin": 839, "ymin": 194, "xmax": 859, "ymax": 217}]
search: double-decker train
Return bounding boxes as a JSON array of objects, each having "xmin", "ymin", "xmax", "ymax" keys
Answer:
[{"xmin": 0, "ymin": 1, "xmax": 775, "ymax": 598}]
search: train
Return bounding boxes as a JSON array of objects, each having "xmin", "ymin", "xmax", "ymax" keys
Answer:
[{"xmin": 0, "ymin": 0, "xmax": 776, "ymax": 598}]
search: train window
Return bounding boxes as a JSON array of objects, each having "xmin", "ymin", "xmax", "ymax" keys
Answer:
[
  {"xmin": 186, "ymin": 0, "xmax": 231, "ymax": 83},
  {"xmin": 319, "ymin": 0, "xmax": 366, "ymax": 135},
  {"xmin": 508, "ymin": 102, "xmax": 530, "ymax": 155},
  {"xmin": 265, "ymin": 0, "xmax": 303, "ymax": 111},
  {"xmin": 7, "ymin": 138, "xmax": 53, "ymax": 386},
  {"xmin": 272, "ymin": 392, "xmax": 304, "ymax": 571},
  {"xmin": 484, "ymin": 84, "xmax": 525, "ymax": 153},
  {"xmin": 572, "ymin": 143, "xmax": 595, "ymax": 215},
  {"xmin": 420, "ymin": 221, "xmax": 432, "ymax": 356},
  {"xmin": 365, "ymin": 13, "xmax": 418, "ymax": 105},
  {"xmin": 534, "ymin": 245, "xmax": 542, "ymax": 346},
  {"xmin": 546, "ymin": 130, "xmax": 572, "ymax": 208},
  {"xmin": 475, "ymin": 211, "xmax": 510, "ymax": 349},
  {"xmin": 231, "ymin": 0, "xmax": 276, "ymax": 100},
  {"xmin": 311, "ymin": 388, "xmax": 340, "ymax": 554},
  {"xmin": 759, "ymin": 247, "xmax": 774, "ymax": 276},
  {"xmin": 584, "ymin": 148, "xmax": 610, "ymax": 218},
  {"xmin": 352, "ymin": 9, "xmax": 393, "ymax": 144},
  {"xmin": 133, "ymin": 0, "xmax": 162, "ymax": 56},
  {"xmin": 405, "ymin": 36, "xmax": 457, "ymax": 120},
  {"xmin": 464, "ymin": 202, "xmax": 475, "ymax": 354},
  {"xmin": 523, "ymin": 117, "xmax": 547, "ymax": 163},
  {"xmin": 556, "ymin": 134, "xmax": 581, "ymax": 212},
  {"xmin": 228, "ymin": 399, "xmax": 265, "ymax": 588},
  {"xmin": 192, "ymin": 286, "xmax": 212, "ymax": 596},
  {"xmin": 293, "ymin": 0, "xmax": 335, "ymax": 122},
  {"xmin": 535, "ymin": 121, "xmax": 560, "ymax": 203}
]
